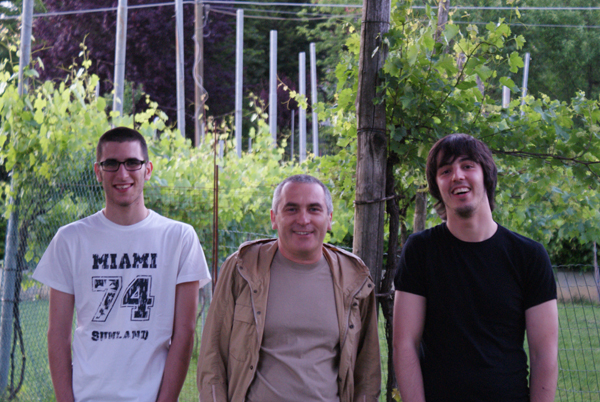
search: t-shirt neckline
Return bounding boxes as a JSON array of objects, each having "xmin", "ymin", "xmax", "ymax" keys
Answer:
[
  {"xmin": 97, "ymin": 209, "xmax": 156, "ymax": 230},
  {"xmin": 442, "ymin": 221, "xmax": 501, "ymax": 246}
]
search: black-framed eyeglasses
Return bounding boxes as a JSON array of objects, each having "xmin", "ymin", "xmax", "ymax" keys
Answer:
[{"xmin": 98, "ymin": 159, "xmax": 146, "ymax": 172}]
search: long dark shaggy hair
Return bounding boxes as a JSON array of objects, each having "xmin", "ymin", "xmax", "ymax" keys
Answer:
[{"xmin": 426, "ymin": 133, "xmax": 497, "ymax": 219}]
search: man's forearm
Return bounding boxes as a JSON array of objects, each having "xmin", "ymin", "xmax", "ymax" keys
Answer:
[
  {"xmin": 526, "ymin": 300, "xmax": 559, "ymax": 402},
  {"xmin": 157, "ymin": 281, "xmax": 199, "ymax": 402},
  {"xmin": 394, "ymin": 346, "xmax": 426, "ymax": 402},
  {"xmin": 156, "ymin": 327, "xmax": 195, "ymax": 402},
  {"xmin": 392, "ymin": 291, "xmax": 427, "ymax": 402},
  {"xmin": 48, "ymin": 335, "xmax": 75, "ymax": 402},
  {"xmin": 48, "ymin": 288, "xmax": 75, "ymax": 402},
  {"xmin": 529, "ymin": 355, "xmax": 558, "ymax": 402}
]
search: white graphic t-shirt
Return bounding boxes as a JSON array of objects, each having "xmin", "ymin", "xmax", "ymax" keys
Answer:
[{"xmin": 33, "ymin": 210, "xmax": 211, "ymax": 402}]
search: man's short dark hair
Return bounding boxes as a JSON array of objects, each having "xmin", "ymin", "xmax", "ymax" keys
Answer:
[
  {"xmin": 426, "ymin": 133, "xmax": 497, "ymax": 219},
  {"xmin": 96, "ymin": 127, "xmax": 149, "ymax": 162},
  {"xmin": 272, "ymin": 174, "xmax": 333, "ymax": 214}
]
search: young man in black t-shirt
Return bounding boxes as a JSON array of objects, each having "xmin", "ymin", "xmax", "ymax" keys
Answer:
[{"xmin": 393, "ymin": 134, "xmax": 558, "ymax": 402}]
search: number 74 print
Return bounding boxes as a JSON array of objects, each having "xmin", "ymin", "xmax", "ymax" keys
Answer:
[{"xmin": 92, "ymin": 276, "xmax": 155, "ymax": 322}]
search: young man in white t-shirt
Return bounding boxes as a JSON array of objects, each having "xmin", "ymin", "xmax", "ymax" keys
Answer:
[{"xmin": 33, "ymin": 127, "xmax": 211, "ymax": 402}]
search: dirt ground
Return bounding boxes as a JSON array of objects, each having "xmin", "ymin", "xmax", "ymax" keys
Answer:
[{"xmin": 555, "ymin": 270, "xmax": 600, "ymax": 303}]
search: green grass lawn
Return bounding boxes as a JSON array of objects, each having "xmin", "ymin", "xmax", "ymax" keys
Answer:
[
  {"xmin": 2, "ymin": 299, "xmax": 54, "ymax": 402},
  {"xmin": 554, "ymin": 302, "xmax": 600, "ymax": 402},
  {"xmin": 6, "ymin": 300, "xmax": 600, "ymax": 402}
]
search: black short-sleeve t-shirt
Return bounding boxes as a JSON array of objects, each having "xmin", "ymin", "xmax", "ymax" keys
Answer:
[{"xmin": 394, "ymin": 223, "xmax": 556, "ymax": 402}]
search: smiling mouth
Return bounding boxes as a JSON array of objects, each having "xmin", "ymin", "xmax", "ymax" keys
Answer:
[
  {"xmin": 115, "ymin": 184, "xmax": 133, "ymax": 190},
  {"xmin": 295, "ymin": 231, "xmax": 312, "ymax": 235},
  {"xmin": 452, "ymin": 187, "xmax": 470, "ymax": 195}
]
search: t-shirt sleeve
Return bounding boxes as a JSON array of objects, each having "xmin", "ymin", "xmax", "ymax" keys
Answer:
[
  {"xmin": 523, "ymin": 242, "xmax": 557, "ymax": 310},
  {"xmin": 176, "ymin": 225, "xmax": 212, "ymax": 289},
  {"xmin": 32, "ymin": 228, "xmax": 75, "ymax": 294},
  {"xmin": 394, "ymin": 235, "xmax": 427, "ymax": 297}
]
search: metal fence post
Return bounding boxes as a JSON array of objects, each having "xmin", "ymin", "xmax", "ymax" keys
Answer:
[
  {"xmin": 310, "ymin": 43, "xmax": 319, "ymax": 157},
  {"xmin": 0, "ymin": 202, "xmax": 19, "ymax": 393},
  {"xmin": 175, "ymin": 0, "xmax": 186, "ymax": 137},
  {"xmin": 269, "ymin": 30, "xmax": 278, "ymax": 145},
  {"xmin": 299, "ymin": 52, "xmax": 306, "ymax": 162},
  {"xmin": 520, "ymin": 52, "xmax": 530, "ymax": 116},
  {"xmin": 235, "ymin": 9, "xmax": 244, "ymax": 158},
  {"xmin": 113, "ymin": 0, "xmax": 127, "ymax": 118},
  {"xmin": 0, "ymin": 0, "xmax": 33, "ymax": 392}
]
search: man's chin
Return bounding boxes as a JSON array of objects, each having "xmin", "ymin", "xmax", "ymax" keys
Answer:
[{"xmin": 456, "ymin": 206, "xmax": 475, "ymax": 218}]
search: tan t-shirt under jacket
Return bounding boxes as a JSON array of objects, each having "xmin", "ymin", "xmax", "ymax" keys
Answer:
[{"xmin": 245, "ymin": 251, "xmax": 340, "ymax": 402}]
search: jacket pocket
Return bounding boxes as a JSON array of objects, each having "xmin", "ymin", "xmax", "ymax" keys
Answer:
[{"xmin": 229, "ymin": 302, "xmax": 255, "ymax": 362}]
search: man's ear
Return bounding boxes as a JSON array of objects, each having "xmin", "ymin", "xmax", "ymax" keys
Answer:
[
  {"xmin": 144, "ymin": 161, "xmax": 153, "ymax": 181},
  {"xmin": 93, "ymin": 163, "xmax": 102, "ymax": 183},
  {"xmin": 270, "ymin": 209, "xmax": 277, "ymax": 230}
]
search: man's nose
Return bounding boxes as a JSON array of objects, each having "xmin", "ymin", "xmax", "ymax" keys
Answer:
[
  {"xmin": 452, "ymin": 168, "xmax": 465, "ymax": 181},
  {"xmin": 296, "ymin": 209, "xmax": 310, "ymax": 225},
  {"xmin": 115, "ymin": 163, "xmax": 129, "ymax": 177}
]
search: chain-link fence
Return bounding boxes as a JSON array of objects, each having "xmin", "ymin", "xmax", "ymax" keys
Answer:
[
  {"xmin": 0, "ymin": 161, "xmax": 276, "ymax": 402},
  {"xmin": 554, "ymin": 267, "xmax": 600, "ymax": 401},
  {"xmin": 1, "ymin": 174, "xmax": 599, "ymax": 401}
]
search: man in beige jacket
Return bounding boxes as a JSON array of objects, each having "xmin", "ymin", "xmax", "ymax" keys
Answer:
[{"xmin": 197, "ymin": 174, "xmax": 381, "ymax": 402}]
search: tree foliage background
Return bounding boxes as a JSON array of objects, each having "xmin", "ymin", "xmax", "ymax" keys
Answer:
[
  {"xmin": 315, "ymin": 0, "xmax": 600, "ymax": 265},
  {"xmin": 29, "ymin": 0, "xmax": 357, "ymax": 145},
  {"xmin": 0, "ymin": 46, "xmax": 353, "ymax": 265},
  {"xmin": 424, "ymin": 0, "xmax": 600, "ymax": 102}
]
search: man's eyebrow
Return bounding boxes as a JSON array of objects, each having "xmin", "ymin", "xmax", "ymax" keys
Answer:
[{"xmin": 282, "ymin": 201, "xmax": 324, "ymax": 209}]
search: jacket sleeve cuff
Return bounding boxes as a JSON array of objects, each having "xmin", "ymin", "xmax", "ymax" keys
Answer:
[{"xmin": 199, "ymin": 382, "xmax": 228, "ymax": 402}]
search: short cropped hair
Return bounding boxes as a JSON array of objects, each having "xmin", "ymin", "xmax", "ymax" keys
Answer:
[
  {"xmin": 272, "ymin": 175, "xmax": 333, "ymax": 215},
  {"xmin": 96, "ymin": 127, "xmax": 149, "ymax": 162},
  {"xmin": 426, "ymin": 133, "xmax": 497, "ymax": 219}
]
